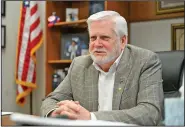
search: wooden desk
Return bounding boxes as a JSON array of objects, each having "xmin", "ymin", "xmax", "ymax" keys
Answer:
[{"xmin": 2, "ymin": 114, "xmax": 16, "ymax": 126}]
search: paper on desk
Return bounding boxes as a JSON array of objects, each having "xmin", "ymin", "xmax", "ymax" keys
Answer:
[
  {"xmin": 10, "ymin": 113, "xmax": 136, "ymax": 126},
  {"xmin": 2, "ymin": 112, "xmax": 13, "ymax": 115},
  {"xmin": 165, "ymin": 98, "xmax": 184, "ymax": 126}
]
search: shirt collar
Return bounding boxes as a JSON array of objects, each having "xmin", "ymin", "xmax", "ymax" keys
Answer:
[{"xmin": 93, "ymin": 50, "xmax": 124, "ymax": 73}]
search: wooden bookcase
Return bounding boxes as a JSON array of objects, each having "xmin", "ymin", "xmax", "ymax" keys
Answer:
[{"xmin": 45, "ymin": 1, "xmax": 129, "ymax": 96}]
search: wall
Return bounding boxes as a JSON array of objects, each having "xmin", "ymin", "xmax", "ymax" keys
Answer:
[
  {"xmin": 130, "ymin": 18, "xmax": 184, "ymax": 51},
  {"xmin": 32, "ymin": 1, "xmax": 46, "ymax": 115},
  {"xmin": 129, "ymin": 1, "xmax": 184, "ymax": 51},
  {"xmin": 2, "ymin": 1, "xmax": 46, "ymax": 115},
  {"xmin": 2, "ymin": 1, "xmax": 29, "ymax": 114}
]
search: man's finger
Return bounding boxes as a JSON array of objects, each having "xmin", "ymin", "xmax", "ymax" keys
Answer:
[
  {"xmin": 50, "ymin": 110, "xmax": 59, "ymax": 117},
  {"xmin": 55, "ymin": 105, "xmax": 77, "ymax": 114},
  {"xmin": 74, "ymin": 101, "xmax": 80, "ymax": 104},
  {"xmin": 60, "ymin": 111, "xmax": 78, "ymax": 120},
  {"xmin": 55, "ymin": 106, "xmax": 68, "ymax": 114},
  {"xmin": 55, "ymin": 107, "xmax": 61, "ymax": 114},
  {"xmin": 65, "ymin": 102, "xmax": 80, "ymax": 112},
  {"xmin": 57, "ymin": 101, "xmax": 80, "ymax": 112}
]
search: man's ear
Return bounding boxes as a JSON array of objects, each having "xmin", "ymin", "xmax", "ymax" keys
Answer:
[{"xmin": 120, "ymin": 35, "xmax": 127, "ymax": 50}]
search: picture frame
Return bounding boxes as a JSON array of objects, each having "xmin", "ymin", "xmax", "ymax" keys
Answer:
[
  {"xmin": 1, "ymin": 25, "xmax": 6, "ymax": 48},
  {"xmin": 1, "ymin": 1, "xmax": 5, "ymax": 16},
  {"xmin": 171, "ymin": 23, "xmax": 184, "ymax": 50},
  {"xmin": 89, "ymin": 1, "xmax": 104, "ymax": 15},
  {"xmin": 156, "ymin": 1, "xmax": 184, "ymax": 15},
  {"xmin": 66, "ymin": 8, "xmax": 79, "ymax": 22},
  {"xmin": 61, "ymin": 32, "xmax": 89, "ymax": 60}
]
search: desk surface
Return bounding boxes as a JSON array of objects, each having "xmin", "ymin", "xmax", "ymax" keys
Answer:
[{"xmin": 2, "ymin": 114, "xmax": 16, "ymax": 126}]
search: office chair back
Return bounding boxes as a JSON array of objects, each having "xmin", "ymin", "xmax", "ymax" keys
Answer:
[{"xmin": 156, "ymin": 50, "xmax": 184, "ymax": 98}]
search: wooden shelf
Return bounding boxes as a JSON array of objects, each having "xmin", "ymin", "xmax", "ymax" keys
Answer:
[
  {"xmin": 54, "ymin": 19, "xmax": 87, "ymax": 28},
  {"xmin": 48, "ymin": 60, "xmax": 72, "ymax": 64}
]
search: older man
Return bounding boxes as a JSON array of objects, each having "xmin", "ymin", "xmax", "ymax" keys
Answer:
[{"xmin": 41, "ymin": 11, "xmax": 164, "ymax": 125}]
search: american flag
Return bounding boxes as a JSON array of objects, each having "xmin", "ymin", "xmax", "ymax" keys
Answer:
[{"xmin": 15, "ymin": 0, "xmax": 43, "ymax": 105}]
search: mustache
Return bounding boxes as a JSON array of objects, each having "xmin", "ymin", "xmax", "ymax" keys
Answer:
[{"xmin": 92, "ymin": 48, "xmax": 107, "ymax": 53}]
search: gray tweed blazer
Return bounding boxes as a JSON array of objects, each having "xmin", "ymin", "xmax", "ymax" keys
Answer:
[{"xmin": 41, "ymin": 44, "xmax": 164, "ymax": 125}]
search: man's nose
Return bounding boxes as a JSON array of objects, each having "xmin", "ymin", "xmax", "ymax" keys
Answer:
[{"xmin": 94, "ymin": 38, "xmax": 103, "ymax": 47}]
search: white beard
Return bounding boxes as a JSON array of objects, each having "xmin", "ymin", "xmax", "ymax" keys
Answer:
[{"xmin": 90, "ymin": 42, "xmax": 121, "ymax": 65}]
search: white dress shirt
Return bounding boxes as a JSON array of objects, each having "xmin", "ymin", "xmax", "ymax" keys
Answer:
[{"xmin": 91, "ymin": 51, "xmax": 123, "ymax": 120}]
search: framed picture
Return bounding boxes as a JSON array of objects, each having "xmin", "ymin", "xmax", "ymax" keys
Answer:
[
  {"xmin": 66, "ymin": 8, "xmax": 79, "ymax": 22},
  {"xmin": 171, "ymin": 23, "xmax": 184, "ymax": 50},
  {"xmin": 61, "ymin": 32, "xmax": 89, "ymax": 60},
  {"xmin": 156, "ymin": 1, "xmax": 184, "ymax": 15},
  {"xmin": 1, "ymin": 1, "xmax": 5, "ymax": 16},
  {"xmin": 89, "ymin": 1, "xmax": 104, "ymax": 15},
  {"xmin": 1, "ymin": 25, "xmax": 6, "ymax": 48}
]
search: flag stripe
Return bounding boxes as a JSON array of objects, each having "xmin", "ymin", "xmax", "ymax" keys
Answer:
[
  {"xmin": 21, "ymin": 42, "xmax": 31, "ymax": 82},
  {"xmin": 30, "ymin": 31, "xmax": 42, "ymax": 49},
  {"xmin": 30, "ymin": 1, "xmax": 37, "ymax": 10},
  {"xmin": 18, "ymin": 84, "xmax": 23, "ymax": 94},
  {"xmin": 30, "ymin": 7, "xmax": 39, "ymax": 25},
  {"xmin": 21, "ymin": 14, "xmax": 32, "ymax": 83},
  {"xmin": 26, "ymin": 59, "xmax": 35, "ymax": 82},
  {"xmin": 22, "ymin": 86, "xmax": 28, "ymax": 93},
  {"xmin": 17, "ymin": 7, "xmax": 30, "ymax": 81},
  {"xmin": 31, "ymin": 3, "xmax": 38, "ymax": 16},
  {"xmin": 30, "ymin": 18, "xmax": 40, "ymax": 32},
  {"xmin": 16, "ymin": 5, "xmax": 26, "ymax": 79},
  {"xmin": 30, "ymin": 19, "xmax": 41, "ymax": 41}
]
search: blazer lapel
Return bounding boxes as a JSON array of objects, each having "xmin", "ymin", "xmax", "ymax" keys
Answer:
[
  {"xmin": 84, "ymin": 65, "xmax": 99, "ymax": 112},
  {"xmin": 112, "ymin": 47, "xmax": 133, "ymax": 110}
]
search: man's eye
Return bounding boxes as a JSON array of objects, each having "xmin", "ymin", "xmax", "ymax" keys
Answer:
[
  {"xmin": 101, "ymin": 36, "xmax": 110, "ymax": 41},
  {"xmin": 90, "ymin": 37, "xmax": 96, "ymax": 41}
]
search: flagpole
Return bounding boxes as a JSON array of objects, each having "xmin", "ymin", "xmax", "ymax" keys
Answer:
[{"xmin": 30, "ymin": 92, "xmax": 33, "ymax": 115}]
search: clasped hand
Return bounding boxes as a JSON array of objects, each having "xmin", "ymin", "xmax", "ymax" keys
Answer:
[{"xmin": 50, "ymin": 100, "xmax": 91, "ymax": 120}]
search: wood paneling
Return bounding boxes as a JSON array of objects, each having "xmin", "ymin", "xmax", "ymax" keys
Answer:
[
  {"xmin": 129, "ymin": 1, "xmax": 184, "ymax": 22},
  {"xmin": 72, "ymin": 2, "xmax": 89, "ymax": 19},
  {"xmin": 46, "ymin": 2, "xmax": 69, "ymax": 22},
  {"xmin": 105, "ymin": 1, "xmax": 130, "ymax": 44},
  {"xmin": 46, "ymin": 2, "xmax": 63, "ymax": 96},
  {"xmin": 105, "ymin": 1, "xmax": 129, "ymax": 22}
]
